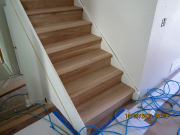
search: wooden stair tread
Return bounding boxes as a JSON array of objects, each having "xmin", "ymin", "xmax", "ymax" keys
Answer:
[
  {"xmin": 54, "ymin": 49, "xmax": 112, "ymax": 76},
  {"xmin": 0, "ymin": 103, "xmax": 55, "ymax": 133},
  {"xmin": 65, "ymin": 65, "xmax": 123, "ymax": 98},
  {"xmin": 45, "ymin": 34, "xmax": 102, "ymax": 55},
  {"xmin": 26, "ymin": 6, "xmax": 83, "ymax": 15},
  {"xmin": 21, "ymin": 0, "xmax": 135, "ymax": 131},
  {"xmin": 35, "ymin": 20, "xmax": 92, "ymax": 34},
  {"xmin": 77, "ymin": 83, "xmax": 134, "ymax": 124}
]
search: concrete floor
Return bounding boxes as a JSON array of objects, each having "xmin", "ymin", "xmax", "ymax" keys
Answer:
[{"xmin": 0, "ymin": 75, "xmax": 28, "ymax": 122}]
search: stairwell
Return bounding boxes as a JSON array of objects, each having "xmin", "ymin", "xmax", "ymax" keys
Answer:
[{"xmin": 19, "ymin": 0, "xmax": 135, "ymax": 134}]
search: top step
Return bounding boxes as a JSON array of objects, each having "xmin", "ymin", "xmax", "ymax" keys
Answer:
[
  {"xmin": 21, "ymin": 0, "xmax": 74, "ymax": 10},
  {"xmin": 26, "ymin": 6, "xmax": 83, "ymax": 16}
]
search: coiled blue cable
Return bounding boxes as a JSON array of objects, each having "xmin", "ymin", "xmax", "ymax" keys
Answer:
[
  {"xmin": 1, "ymin": 79, "xmax": 180, "ymax": 135},
  {"xmin": 0, "ymin": 94, "xmax": 67, "ymax": 135},
  {"xmin": 79, "ymin": 79, "xmax": 180, "ymax": 135}
]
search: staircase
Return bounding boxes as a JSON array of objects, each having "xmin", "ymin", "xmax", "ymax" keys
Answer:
[{"xmin": 21, "ymin": 0, "xmax": 134, "ymax": 134}]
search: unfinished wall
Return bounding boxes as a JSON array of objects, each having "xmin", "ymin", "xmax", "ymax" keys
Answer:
[
  {"xmin": 139, "ymin": 0, "xmax": 180, "ymax": 97},
  {"xmin": 0, "ymin": 0, "xmax": 19, "ymax": 75},
  {"xmin": 79, "ymin": 0, "xmax": 158, "ymax": 90}
]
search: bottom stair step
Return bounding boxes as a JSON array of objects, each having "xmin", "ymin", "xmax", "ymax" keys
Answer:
[{"xmin": 77, "ymin": 82, "xmax": 134, "ymax": 126}]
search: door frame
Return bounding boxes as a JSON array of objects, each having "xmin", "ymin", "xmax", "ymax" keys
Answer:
[{"xmin": 4, "ymin": 6, "xmax": 23, "ymax": 74}]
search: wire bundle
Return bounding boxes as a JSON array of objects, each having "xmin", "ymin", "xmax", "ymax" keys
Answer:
[
  {"xmin": 79, "ymin": 79, "xmax": 180, "ymax": 135},
  {"xmin": 0, "ymin": 78, "xmax": 180, "ymax": 135},
  {"xmin": 0, "ymin": 94, "xmax": 69, "ymax": 135}
]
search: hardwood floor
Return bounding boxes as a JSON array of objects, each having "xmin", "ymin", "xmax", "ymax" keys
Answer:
[{"xmin": 0, "ymin": 103, "xmax": 56, "ymax": 135}]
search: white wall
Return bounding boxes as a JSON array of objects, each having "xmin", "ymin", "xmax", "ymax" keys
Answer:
[
  {"xmin": 139, "ymin": 0, "xmax": 180, "ymax": 97},
  {"xmin": 0, "ymin": 0, "xmax": 19, "ymax": 75},
  {"xmin": 80, "ymin": 0, "xmax": 158, "ymax": 91}
]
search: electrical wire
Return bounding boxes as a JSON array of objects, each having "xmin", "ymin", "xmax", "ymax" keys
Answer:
[
  {"xmin": 0, "ymin": 94, "xmax": 70, "ymax": 135},
  {"xmin": 0, "ymin": 93, "xmax": 28, "ymax": 110},
  {"xmin": 1, "ymin": 78, "xmax": 180, "ymax": 135},
  {"xmin": 79, "ymin": 78, "xmax": 180, "ymax": 135}
]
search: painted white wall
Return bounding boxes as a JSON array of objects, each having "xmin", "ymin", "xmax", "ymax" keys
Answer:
[
  {"xmin": 139, "ymin": 0, "xmax": 180, "ymax": 97},
  {"xmin": 78, "ymin": 0, "xmax": 158, "ymax": 91},
  {"xmin": 0, "ymin": 0, "xmax": 19, "ymax": 75}
]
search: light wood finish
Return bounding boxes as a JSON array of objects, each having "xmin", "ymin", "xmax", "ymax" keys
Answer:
[
  {"xmin": 29, "ymin": 10, "xmax": 83, "ymax": 27},
  {"xmin": 65, "ymin": 66, "xmax": 123, "ymax": 107},
  {"xmin": 54, "ymin": 49, "xmax": 112, "ymax": 77},
  {"xmin": 61, "ymin": 58, "xmax": 111, "ymax": 84},
  {"xmin": 0, "ymin": 79, "xmax": 25, "ymax": 97},
  {"xmin": 26, "ymin": 6, "xmax": 83, "ymax": 16},
  {"xmin": 21, "ymin": 0, "xmax": 74, "ymax": 10},
  {"xmin": 21, "ymin": 1, "xmax": 135, "ymax": 133},
  {"xmin": 44, "ymin": 34, "xmax": 102, "ymax": 63},
  {"xmin": 45, "ymin": 34, "xmax": 101, "ymax": 55},
  {"xmin": 50, "ymin": 44, "xmax": 101, "ymax": 64},
  {"xmin": 38, "ymin": 25, "xmax": 91, "ymax": 45},
  {"xmin": 0, "ymin": 103, "xmax": 55, "ymax": 134},
  {"xmin": 35, "ymin": 20, "xmax": 92, "ymax": 34},
  {"xmin": 77, "ymin": 82, "xmax": 134, "ymax": 125}
]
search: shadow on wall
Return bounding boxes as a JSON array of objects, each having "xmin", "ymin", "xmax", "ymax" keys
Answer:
[{"xmin": 0, "ymin": 0, "xmax": 19, "ymax": 75}]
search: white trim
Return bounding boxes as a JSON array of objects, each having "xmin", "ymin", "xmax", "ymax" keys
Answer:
[{"xmin": 4, "ymin": 6, "xmax": 23, "ymax": 75}]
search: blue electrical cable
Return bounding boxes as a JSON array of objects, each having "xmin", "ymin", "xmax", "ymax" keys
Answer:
[
  {"xmin": 78, "ymin": 125, "xmax": 122, "ymax": 135},
  {"xmin": 78, "ymin": 78, "xmax": 180, "ymax": 135},
  {"xmin": 78, "ymin": 125, "xmax": 103, "ymax": 135},
  {"xmin": 0, "ymin": 94, "xmax": 68, "ymax": 135},
  {"xmin": 0, "ymin": 93, "xmax": 28, "ymax": 110},
  {"xmin": 1, "ymin": 79, "xmax": 180, "ymax": 135}
]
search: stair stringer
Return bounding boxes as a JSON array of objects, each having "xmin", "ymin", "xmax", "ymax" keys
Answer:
[
  {"xmin": 74, "ymin": 0, "xmax": 140, "ymax": 100},
  {"xmin": 5, "ymin": 0, "xmax": 86, "ymax": 134}
]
